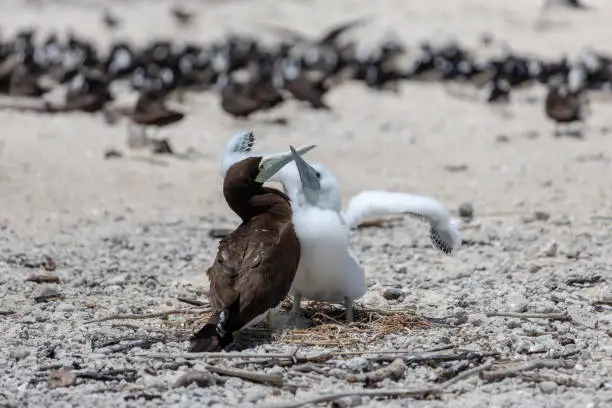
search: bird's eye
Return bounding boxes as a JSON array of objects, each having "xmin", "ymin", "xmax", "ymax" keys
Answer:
[{"xmin": 315, "ymin": 172, "xmax": 321, "ymax": 179}]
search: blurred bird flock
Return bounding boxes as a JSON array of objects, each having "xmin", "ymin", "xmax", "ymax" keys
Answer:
[{"xmin": 0, "ymin": 0, "xmax": 601, "ymax": 157}]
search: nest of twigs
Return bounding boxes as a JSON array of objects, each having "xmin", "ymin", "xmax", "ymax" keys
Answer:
[
  {"xmin": 177, "ymin": 297, "xmax": 429, "ymax": 347},
  {"xmin": 279, "ymin": 301, "xmax": 430, "ymax": 347}
]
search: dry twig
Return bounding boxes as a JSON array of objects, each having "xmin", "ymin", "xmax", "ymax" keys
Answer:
[
  {"xmin": 264, "ymin": 358, "xmax": 493, "ymax": 408},
  {"xmin": 262, "ymin": 387, "xmax": 440, "ymax": 408},
  {"xmin": 86, "ymin": 309, "xmax": 204, "ymax": 324},
  {"xmin": 485, "ymin": 311, "xmax": 571, "ymax": 321},
  {"xmin": 206, "ymin": 365, "xmax": 284, "ymax": 386},
  {"xmin": 25, "ymin": 274, "xmax": 60, "ymax": 284},
  {"xmin": 481, "ymin": 360, "xmax": 575, "ymax": 383},
  {"xmin": 177, "ymin": 297, "xmax": 208, "ymax": 307}
]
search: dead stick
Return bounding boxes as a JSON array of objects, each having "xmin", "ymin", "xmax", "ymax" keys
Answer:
[
  {"xmin": 206, "ymin": 365, "xmax": 283, "ymax": 386},
  {"xmin": 177, "ymin": 297, "xmax": 208, "ymax": 307},
  {"xmin": 442, "ymin": 359, "xmax": 494, "ymax": 388},
  {"xmin": 481, "ymin": 360, "xmax": 575, "ymax": 382},
  {"xmin": 267, "ymin": 357, "xmax": 493, "ymax": 408},
  {"xmin": 485, "ymin": 311, "xmax": 571, "ymax": 321},
  {"xmin": 135, "ymin": 348, "xmax": 487, "ymax": 362},
  {"xmin": 25, "ymin": 275, "xmax": 60, "ymax": 284},
  {"xmin": 86, "ymin": 309, "xmax": 204, "ymax": 324},
  {"xmin": 262, "ymin": 388, "xmax": 440, "ymax": 408}
]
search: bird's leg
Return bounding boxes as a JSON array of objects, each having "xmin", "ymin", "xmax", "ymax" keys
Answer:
[
  {"xmin": 266, "ymin": 309, "xmax": 274, "ymax": 332},
  {"xmin": 286, "ymin": 293, "xmax": 302, "ymax": 328},
  {"xmin": 344, "ymin": 296, "xmax": 354, "ymax": 323}
]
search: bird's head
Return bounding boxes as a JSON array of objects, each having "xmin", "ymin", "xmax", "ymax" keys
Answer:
[{"xmin": 283, "ymin": 153, "xmax": 340, "ymax": 211}]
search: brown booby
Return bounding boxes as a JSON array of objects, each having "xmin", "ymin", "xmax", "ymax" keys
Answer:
[
  {"xmin": 190, "ymin": 142, "xmax": 317, "ymax": 352},
  {"xmin": 544, "ymin": 73, "xmax": 586, "ymax": 137}
]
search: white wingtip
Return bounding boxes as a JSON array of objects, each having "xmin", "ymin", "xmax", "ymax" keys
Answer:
[
  {"xmin": 220, "ymin": 130, "xmax": 256, "ymax": 176},
  {"xmin": 430, "ymin": 218, "xmax": 462, "ymax": 255}
]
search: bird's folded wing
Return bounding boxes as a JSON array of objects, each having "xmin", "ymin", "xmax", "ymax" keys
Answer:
[{"xmin": 343, "ymin": 190, "xmax": 462, "ymax": 253}]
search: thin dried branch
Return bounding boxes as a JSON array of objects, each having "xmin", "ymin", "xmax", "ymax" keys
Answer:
[
  {"xmin": 86, "ymin": 309, "xmax": 204, "ymax": 324},
  {"xmin": 177, "ymin": 297, "xmax": 208, "ymax": 307},
  {"xmin": 518, "ymin": 373, "xmax": 586, "ymax": 387},
  {"xmin": 374, "ymin": 350, "xmax": 499, "ymax": 365},
  {"xmin": 136, "ymin": 348, "xmax": 494, "ymax": 364},
  {"xmin": 262, "ymin": 387, "xmax": 441, "ymax": 408},
  {"xmin": 442, "ymin": 359, "xmax": 494, "ymax": 388},
  {"xmin": 206, "ymin": 365, "xmax": 284, "ymax": 386},
  {"xmin": 485, "ymin": 311, "xmax": 571, "ymax": 321},
  {"xmin": 481, "ymin": 360, "xmax": 575, "ymax": 383},
  {"xmin": 25, "ymin": 274, "xmax": 60, "ymax": 284},
  {"xmin": 135, "ymin": 351, "xmax": 334, "ymax": 363}
]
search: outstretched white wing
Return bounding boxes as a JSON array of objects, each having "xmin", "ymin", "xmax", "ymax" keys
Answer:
[
  {"xmin": 219, "ymin": 131, "xmax": 257, "ymax": 177},
  {"xmin": 343, "ymin": 190, "xmax": 461, "ymax": 254}
]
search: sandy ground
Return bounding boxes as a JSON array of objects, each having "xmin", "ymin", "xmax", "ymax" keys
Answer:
[{"xmin": 1, "ymin": 0, "xmax": 612, "ymax": 407}]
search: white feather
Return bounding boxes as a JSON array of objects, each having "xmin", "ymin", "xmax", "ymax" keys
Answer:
[
  {"xmin": 344, "ymin": 190, "xmax": 462, "ymax": 253},
  {"xmin": 218, "ymin": 133, "xmax": 460, "ymax": 306},
  {"xmin": 219, "ymin": 131, "xmax": 257, "ymax": 176},
  {"xmin": 290, "ymin": 205, "xmax": 366, "ymax": 302}
]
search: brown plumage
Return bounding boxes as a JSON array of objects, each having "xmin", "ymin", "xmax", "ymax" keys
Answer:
[
  {"xmin": 171, "ymin": 6, "xmax": 196, "ymax": 25},
  {"xmin": 132, "ymin": 89, "xmax": 184, "ymax": 127},
  {"xmin": 190, "ymin": 156, "xmax": 302, "ymax": 352},
  {"xmin": 102, "ymin": 9, "xmax": 121, "ymax": 30},
  {"xmin": 285, "ymin": 75, "xmax": 330, "ymax": 110},
  {"xmin": 545, "ymin": 83, "xmax": 585, "ymax": 136},
  {"xmin": 8, "ymin": 64, "xmax": 48, "ymax": 97},
  {"xmin": 62, "ymin": 70, "xmax": 114, "ymax": 113},
  {"xmin": 220, "ymin": 78, "xmax": 284, "ymax": 118}
]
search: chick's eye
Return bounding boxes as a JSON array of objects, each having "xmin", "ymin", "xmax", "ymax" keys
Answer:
[{"xmin": 315, "ymin": 172, "xmax": 321, "ymax": 179}]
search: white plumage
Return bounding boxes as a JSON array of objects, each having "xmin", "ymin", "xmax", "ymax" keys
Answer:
[{"xmin": 220, "ymin": 131, "xmax": 461, "ymax": 321}]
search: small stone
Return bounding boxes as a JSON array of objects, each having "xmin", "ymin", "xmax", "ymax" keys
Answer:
[
  {"xmin": 529, "ymin": 264, "xmax": 543, "ymax": 274},
  {"xmin": 331, "ymin": 395, "xmax": 363, "ymax": 408},
  {"xmin": 244, "ymin": 391, "xmax": 267, "ymax": 403},
  {"xmin": 458, "ymin": 202, "xmax": 474, "ymax": 222},
  {"xmin": 173, "ymin": 370, "xmax": 215, "ymax": 388},
  {"xmin": 533, "ymin": 211, "xmax": 550, "ymax": 221},
  {"xmin": 538, "ymin": 381, "xmax": 558, "ymax": 394},
  {"xmin": 345, "ymin": 357, "xmax": 368, "ymax": 372},
  {"xmin": 507, "ymin": 320, "xmax": 521, "ymax": 329},
  {"xmin": 267, "ymin": 366, "xmax": 284, "ymax": 376},
  {"xmin": 225, "ymin": 377, "xmax": 243, "ymax": 388},
  {"xmin": 542, "ymin": 241, "xmax": 558, "ymax": 257},
  {"xmin": 56, "ymin": 303, "xmax": 75, "ymax": 313},
  {"xmin": 11, "ymin": 348, "xmax": 30, "ymax": 361},
  {"xmin": 47, "ymin": 369, "xmax": 76, "ymax": 389},
  {"xmin": 104, "ymin": 148, "xmax": 123, "ymax": 159},
  {"xmin": 495, "ymin": 134, "xmax": 510, "ymax": 143},
  {"xmin": 382, "ymin": 288, "xmax": 402, "ymax": 300},
  {"xmin": 565, "ymin": 249, "xmax": 580, "ymax": 259},
  {"xmin": 506, "ymin": 291, "xmax": 529, "ymax": 313},
  {"xmin": 601, "ymin": 292, "xmax": 612, "ymax": 303}
]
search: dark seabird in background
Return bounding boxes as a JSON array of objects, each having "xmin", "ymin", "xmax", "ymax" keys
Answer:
[
  {"xmin": 189, "ymin": 141, "xmax": 316, "ymax": 352},
  {"xmin": 545, "ymin": 68, "xmax": 587, "ymax": 137}
]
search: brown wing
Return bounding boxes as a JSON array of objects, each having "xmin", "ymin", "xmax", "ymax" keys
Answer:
[{"xmin": 207, "ymin": 217, "xmax": 300, "ymax": 333}]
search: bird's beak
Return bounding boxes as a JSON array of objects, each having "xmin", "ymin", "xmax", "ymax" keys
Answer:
[
  {"xmin": 290, "ymin": 145, "xmax": 321, "ymax": 205},
  {"xmin": 255, "ymin": 144, "xmax": 316, "ymax": 183}
]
